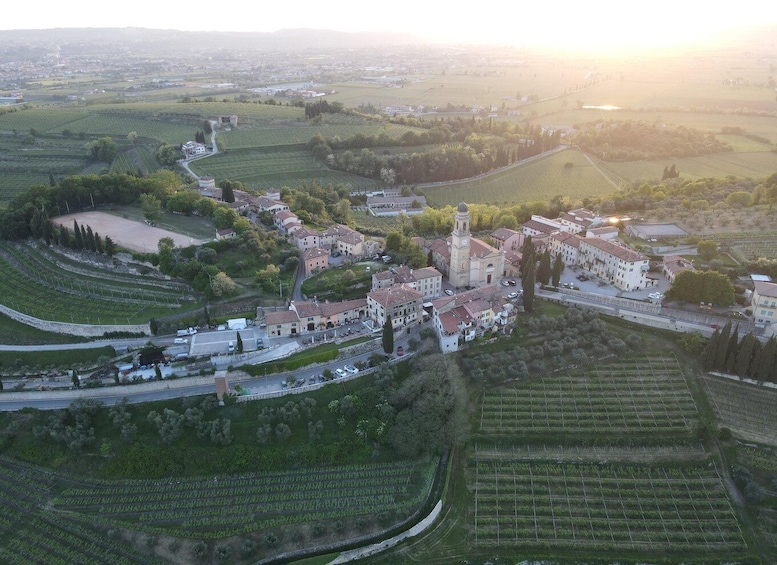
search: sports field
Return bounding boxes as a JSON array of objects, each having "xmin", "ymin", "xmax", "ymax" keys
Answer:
[{"xmin": 52, "ymin": 212, "xmax": 204, "ymax": 253}]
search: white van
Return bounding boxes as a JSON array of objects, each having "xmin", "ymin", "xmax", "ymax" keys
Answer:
[
  {"xmin": 173, "ymin": 338, "xmax": 188, "ymax": 344},
  {"xmin": 228, "ymin": 341, "xmax": 235, "ymax": 353}
]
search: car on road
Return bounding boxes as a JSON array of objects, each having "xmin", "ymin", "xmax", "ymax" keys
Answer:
[
  {"xmin": 507, "ymin": 292, "xmax": 519, "ymax": 299},
  {"xmin": 396, "ymin": 346, "xmax": 404, "ymax": 356},
  {"xmin": 344, "ymin": 364, "xmax": 359, "ymax": 374},
  {"xmin": 444, "ymin": 289, "xmax": 454, "ymax": 296},
  {"xmin": 317, "ymin": 374, "xmax": 326, "ymax": 383},
  {"xmin": 335, "ymin": 368, "xmax": 347, "ymax": 378},
  {"xmin": 501, "ymin": 280, "xmax": 510, "ymax": 287},
  {"xmin": 648, "ymin": 292, "xmax": 663, "ymax": 300},
  {"xmin": 508, "ymin": 280, "xmax": 517, "ymax": 286}
]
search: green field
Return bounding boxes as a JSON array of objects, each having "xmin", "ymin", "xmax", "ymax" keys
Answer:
[
  {"xmin": 597, "ymin": 151, "xmax": 777, "ymax": 185},
  {"xmin": 700, "ymin": 374, "xmax": 777, "ymax": 446},
  {"xmin": 189, "ymin": 146, "xmax": 374, "ymax": 190},
  {"xmin": 421, "ymin": 148, "xmax": 618, "ymax": 207}
]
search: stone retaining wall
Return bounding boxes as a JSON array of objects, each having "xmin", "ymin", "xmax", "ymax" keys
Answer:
[{"xmin": 0, "ymin": 304, "xmax": 149, "ymax": 337}]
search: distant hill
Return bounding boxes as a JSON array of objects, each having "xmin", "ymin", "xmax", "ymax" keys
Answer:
[{"xmin": 0, "ymin": 27, "xmax": 425, "ymax": 54}]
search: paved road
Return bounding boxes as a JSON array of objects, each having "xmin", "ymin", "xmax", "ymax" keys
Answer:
[{"xmin": 0, "ymin": 325, "xmax": 419, "ymax": 412}]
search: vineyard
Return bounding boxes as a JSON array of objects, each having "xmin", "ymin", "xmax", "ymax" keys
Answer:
[
  {"xmin": 53, "ymin": 459, "xmax": 435, "ymax": 538},
  {"xmin": 478, "ymin": 355, "xmax": 697, "ymax": 436},
  {"xmin": 0, "ymin": 241, "xmax": 201, "ymax": 324},
  {"xmin": 421, "ymin": 149, "xmax": 617, "ymax": 208},
  {"xmin": 469, "ymin": 460, "xmax": 746, "ymax": 552},
  {"xmin": 0, "ymin": 459, "xmax": 164, "ymax": 565},
  {"xmin": 190, "ymin": 147, "xmax": 375, "ymax": 191},
  {"xmin": 700, "ymin": 374, "xmax": 777, "ymax": 446},
  {"xmin": 0, "ymin": 455, "xmax": 435, "ymax": 563},
  {"xmin": 457, "ymin": 354, "xmax": 753, "ymax": 562}
]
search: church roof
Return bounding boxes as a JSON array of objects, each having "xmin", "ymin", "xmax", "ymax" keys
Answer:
[{"xmin": 457, "ymin": 202, "xmax": 469, "ymax": 213}]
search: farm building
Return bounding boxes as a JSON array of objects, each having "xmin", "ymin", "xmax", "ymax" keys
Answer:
[{"xmin": 627, "ymin": 223, "xmax": 688, "ymax": 241}]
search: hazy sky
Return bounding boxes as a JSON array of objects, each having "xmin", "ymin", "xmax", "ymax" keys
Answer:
[{"xmin": 3, "ymin": 0, "xmax": 775, "ymax": 51}]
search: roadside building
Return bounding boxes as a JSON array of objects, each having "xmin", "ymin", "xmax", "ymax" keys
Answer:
[
  {"xmin": 367, "ymin": 284, "xmax": 423, "ymax": 330},
  {"xmin": 303, "ymin": 247, "xmax": 330, "ymax": 275},
  {"xmin": 752, "ymin": 281, "xmax": 777, "ymax": 326}
]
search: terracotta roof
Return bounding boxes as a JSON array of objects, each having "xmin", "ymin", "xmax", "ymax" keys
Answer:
[
  {"xmin": 319, "ymin": 298, "xmax": 367, "ymax": 317},
  {"xmin": 303, "ymin": 247, "xmax": 329, "ymax": 260},
  {"xmin": 587, "ymin": 226, "xmax": 618, "ymax": 236},
  {"xmin": 374, "ymin": 270, "xmax": 394, "ymax": 281},
  {"xmin": 551, "ymin": 231, "xmax": 583, "ymax": 248},
  {"xmin": 368, "ymin": 284, "xmax": 422, "ymax": 308},
  {"xmin": 292, "ymin": 227, "xmax": 321, "ymax": 239},
  {"xmin": 522, "ymin": 219, "xmax": 559, "ymax": 235},
  {"xmin": 662, "ymin": 255, "xmax": 694, "ymax": 274},
  {"xmin": 291, "ymin": 301, "xmax": 321, "ymax": 319},
  {"xmin": 275, "ymin": 210, "xmax": 297, "ymax": 221},
  {"xmin": 580, "ymin": 238, "xmax": 648, "ymax": 263},
  {"xmin": 265, "ymin": 310, "xmax": 300, "ymax": 325},
  {"xmin": 491, "ymin": 227, "xmax": 520, "ymax": 241},
  {"xmin": 412, "ymin": 266, "xmax": 442, "ymax": 280}
]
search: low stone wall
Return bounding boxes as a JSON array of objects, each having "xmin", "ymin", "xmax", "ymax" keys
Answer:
[{"xmin": 0, "ymin": 304, "xmax": 149, "ymax": 337}]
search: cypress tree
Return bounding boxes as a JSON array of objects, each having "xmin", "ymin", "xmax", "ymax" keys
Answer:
[
  {"xmin": 521, "ymin": 235, "xmax": 535, "ymax": 278},
  {"xmin": 94, "ymin": 232, "xmax": 103, "ymax": 254},
  {"xmin": 73, "ymin": 220, "xmax": 83, "ymax": 249},
  {"xmin": 537, "ymin": 249, "xmax": 552, "ymax": 286},
  {"xmin": 86, "ymin": 225, "xmax": 96, "ymax": 252},
  {"xmin": 753, "ymin": 336, "xmax": 777, "ymax": 382},
  {"xmin": 236, "ymin": 332, "xmax": 244, "ymax": 353},
  {"xmin": 80, "ymin": 225, "xmax": 88, "ymax": 249},
  {"xmin": 733, "ymin": 331, "xmax": 757, "ymax": 377},
  {"xmin": 59, "ymin": 225, "xmax": 70, "ymax": 248},
  {"xmin": 551, "ymin": 254, "xmax": 564, "ymax": 287},
  {"xmin": 382, "ymin": 314, "xmax": 394, "ymax": 355},
  {"xmin": 713, "ymin": 321, "xmax": 732, "ymax": 371},
  {"xmin": 724, "ymin": 325, "xmax": 739, "ymax": 373},
  {"xmin": 104, "ymin": 236, "xmax": 117, "ymax": 257},
  {"xmin": 522, "ymin": 261, "xmax": 536, "ymax": 313}
]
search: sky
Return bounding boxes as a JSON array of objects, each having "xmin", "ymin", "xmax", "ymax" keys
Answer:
[{"xmin": 2, "ymin": 0, "xmax": 775, "ymax": 53}]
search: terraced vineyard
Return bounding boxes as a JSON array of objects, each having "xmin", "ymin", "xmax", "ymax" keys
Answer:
[
  {"xmin": 463, "ymin": 355, "xmax": 750, "ymax": 561},
  {"xmin": 0, "ymin": 460, "xmax": 164, "ymax": 565},
  {"xmin": 479, "ymin": 355, "xmax": 697, "ymax": 435},
  {"xmin": 0, "ymin": 455, "xmax": 435, "ymax": 564},
  {"xmin": 470, "ymin": 460, "xmax": 745, "ymax": 552},
  {"xmin": 700, "ymin": 374, "xmax": 777, "ymax": 445},
  {"xmin": 53, "ymin": 459, "xmax": 436, "ymax": 539},
  {"xmin": 0, "ymin": 241, "xmax": 201, "ymax": 324}
]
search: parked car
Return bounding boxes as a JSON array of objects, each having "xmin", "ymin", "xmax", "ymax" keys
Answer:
[
  {"xmin": 317, "ymin": 374, "xmax": 326, "ymax": 383},
  {"xmin": 444, "ymin": 289, "xmax": 454, "ymax": 296},
  {"xmin": 507, "ymin": 292, "xmax": 519, "ymax": 299},
  {"xmin": 501, "ymin": 280, "xmax": 510, "ymax": 287},
  {"xmin": 344, "ymin": 364, "xmax": 359, "ymax": 374},
  {"xmin": 648, "ymin": 292, "xmax": 663, "ymax": 300},
  {"xmin": 508, "ymin": 280, "xmax": 517, "ymax": 286},
  {"xmin": 335, "ymin": 368, "xmax": 347, "ymax": 378},
  {"xmin": 396, "ymin": 346, "xmax": 404, "ymax": 356}
]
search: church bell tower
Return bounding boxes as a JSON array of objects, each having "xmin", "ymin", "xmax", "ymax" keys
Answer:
[{"xmin": 449, "ymin": 202, "xmax": 471, "ymax": 288}]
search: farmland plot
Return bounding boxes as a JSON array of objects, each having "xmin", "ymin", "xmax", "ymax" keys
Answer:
[
  {"xmin": 478, "ymin": 355, "xmax": 697, "ymax": 436},
  {"xmin": 469, "ymin": 460, "xmax": 746, "ymax": 553},
  {"xmin": 700, "ymin": 374, "xmax": 777, "ymax": 446},
  {"xmin": 52, "ymin": 459, "xmax": 436, "ymax": 539}
]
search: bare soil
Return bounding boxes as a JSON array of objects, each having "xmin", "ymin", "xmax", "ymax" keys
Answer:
[{"xmin": 53, "ymin": 211, "xmax": 202, "ymax": 253}]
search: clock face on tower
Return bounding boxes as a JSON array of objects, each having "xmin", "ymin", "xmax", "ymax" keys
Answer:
[{"xmin": 461, "ymin": 237, "xmax": 468, "ymax": 246}]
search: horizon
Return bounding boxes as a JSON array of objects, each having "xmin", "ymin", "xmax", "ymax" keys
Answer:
[{"xmin": 3, "ymin": 1, "xmax": 777, "ymax": 54}]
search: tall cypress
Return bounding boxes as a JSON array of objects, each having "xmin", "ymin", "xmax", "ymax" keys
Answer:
[
  {"xmin": 713, "ymin": 321, "xmax": 732, "ymax": 371},
  {"xmin": 521, "ymin": 235, "xmax": 535, "ymax": 278},
  {"xmin": 537, "ymin": 249, "xmax": 552, "ymax": 286},
  {"xmin": 382, "ymin": 314, "xmax": 394, "ymax": 355},
  {"xmin": 724, "ymin": 325, "xmax": 739, "ymax": 373},
  {"xmin": 522, "ymin": 261, "xmax": 536, "ymax": 313},
  {"xmin": 551, "ymin": 254, "xmax": 564, "ymax": 287},
  {"xmin": 73, "ymin": 220, "xmax": 83, "ymax": 249},
  {"xmin": 702, "ymin": 329, "xmax": 720, "ymax": 371},
  {"xmin": 753, "ymin": 336, "xmax": 777, "ymax": 382}
]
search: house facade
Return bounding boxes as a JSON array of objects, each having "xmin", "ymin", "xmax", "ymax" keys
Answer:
[
  {"xmin": 752, "ymin": 281, "xmax": 777, "ymax": 326},
  {"xmin": 577, "ymin": 238, "xmax": 652, "ymax": 291},
  {"xmin": 303, "ymin": 247, "xmax": 330, "ymax": 275},
  {"xmin": 367, "ymin": 284, "xmax": 423, "ymax": 330}
]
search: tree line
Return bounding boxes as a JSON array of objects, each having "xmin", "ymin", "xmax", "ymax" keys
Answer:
[{"xmin": 702, "ymin": 321, "xmax": 777, "ymax": 383}]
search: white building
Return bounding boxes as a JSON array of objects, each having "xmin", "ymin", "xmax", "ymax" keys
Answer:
[
  {"xmin": 577, "ymin": 238, "xmax": 653, "ymax": 291},
  {"xmin": 753, "ymin": 281, "xmax": 777, "ymax": 326}
]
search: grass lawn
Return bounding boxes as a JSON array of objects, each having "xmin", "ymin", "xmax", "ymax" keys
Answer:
[
  {"xmin": 301, "ymin": 263, "xmax": 376, "ymax": 301},
  {"xmin": 420, "ymin": 149, "xmax": 618, "ymax": 208},
  {"xmin": 0, "ymin": 345, "xmax": 115, "ymax": 373},
  {"xmin": 0, "ymin": 313, "xmax": 87, "ymax": 346}
]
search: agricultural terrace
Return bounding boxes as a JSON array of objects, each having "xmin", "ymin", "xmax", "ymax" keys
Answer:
[
  {"xmin": 189, "ymin": 147, "xmax": 375, "ymax": 191},
  {"xmin": 732, "ymin": 239, "xmax": 777, "ymax": 261},
  {"xmin": 700, "ymin": 374, "xmax": 777, "ymax": 446},
  {"xmin": 469, "ymin": 460, "xmax": 746, "ymax": 553},
  {"xmin": 0, "ymin": 241, "xmax": 200, "ymax": 324},
  {"xmin": 53, "ymin": 212, "xmax": 204, "ymax": 253},
  {"xmin": 478, "ymin": 355, "xmax": 697, "ymax": 436},
  {"xmin": 110, "ymin": 146, "xmax": 162, "ymax": 177},
  {"xmin": 420, "ymin": 149, "xmax": 617, "ymax": 208},
  {"xmin": 52, "ymin": 459, "xmax": 436, "ymax": 539},
  {"xmin": 0, "ymin": 459, "xmax": 164, "ymax": 565}
]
